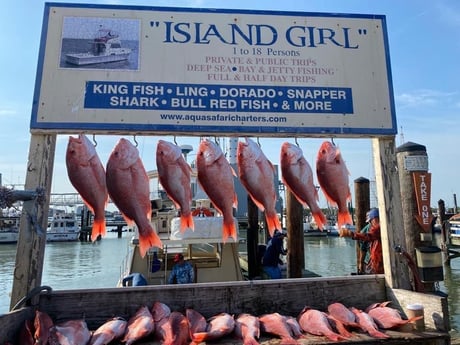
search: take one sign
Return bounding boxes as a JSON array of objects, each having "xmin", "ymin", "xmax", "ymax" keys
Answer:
[{"xmin": 412, "ymin": 172, "xmax": 434, "ymax": 232}]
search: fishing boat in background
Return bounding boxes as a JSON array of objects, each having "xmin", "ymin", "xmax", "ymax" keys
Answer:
[
  {"xmin": 448, "ymin": 213, "xmax": 460, "ymax": 246},
  {"xmin": 65, "ymin": 28, "xmax": 131, "ymax": 66},
  {"xmin": 46, "ymin": 212, "xmax": 80, "ymax": 242},
  {"xmin": 0, "ymin": 216, "xmax": 20, "ymax": 244}
]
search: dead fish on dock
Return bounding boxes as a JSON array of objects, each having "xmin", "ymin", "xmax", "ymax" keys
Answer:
[
  {"xmin": 327, "ymin": 302, "xmax": 361, "ymax": 329},
  {"xmin": 280, "ymin": 142, "xmax": 327, "ymax": 230},
  {"xmin": 34, "ymin": 310, "xmax": 54, "ymax": 344},
  {"xmin": 106, "ymin": 138, "xmax": 162, "ymax": 257},
  {"xmin": 316, "ymin": 141, "xmax": 353, "ymax": 229},
  {"xmin": 196, "ymin": 139, "xmax": 238, "ymax": 242},
  {"xmin": 152, "ymin": 301, "xmax": 171, "ymax": 340},
  {"xmin": 122, "ymin": 305, "xmax": 155, "ymax": 345},
  {"xmin": 49, "ymin": 319, "xmax": 91, "ymax": 345},
  {"xmin": 192, "ymin": 312, "xmax": 235, "ymax": 343},
  {"xmin": 298, "ymin": 307, "xmax": 346, "ymax": 342},
  {"xmin": 259, "ymin": 312, "xmax": 300, "ymax": 344},
  {"xmin": 156, "ymin": 140, "xmax": 194, "ymax": 232},
  {"xmin": 186, "ymin": 308, "xmax": 207, "ymax": 341},
  {"xmin": 237, "ymin": 138, "xmax": 281, "ymax": 237},
  {"xmin": 160, "ymin": 311, "xmax": 190, "ymax": 345},
  {"xmin": 350, "ymin": 307, "xmax": 389, "ymax": 338},
  {"xmin": 366, "ymin": 302, "xmax": 423, "ymax": 329},
  {"xmin": 66, "ymin": 134, "xmax": 108, "ymax": 242},
  {"xmin": 89, "ymin": 317, "xmax": 127, "ymax": 345},
  {"xmin": 235, "ymin": 313, "xmax": 260, "ymax": 345}
]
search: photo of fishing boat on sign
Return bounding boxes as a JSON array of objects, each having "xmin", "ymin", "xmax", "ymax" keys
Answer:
[{"xmin": 59, "ymin": 17, "xmax": 140, "ymax": 70}]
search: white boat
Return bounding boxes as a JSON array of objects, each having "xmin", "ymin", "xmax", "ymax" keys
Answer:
[
  {"xmin": 303, "ymin": 222, "xmax": 327, "ymax": 237},
  {"xmin": 0, "ymin": 216, "xmax": 20, "ymax": 244},
  {"xmin": 118, "ymin": 199, "xmax": 243, "ymax": 286},
  {"xmin": 65, "ymin": 28, "xmax": 131, "ymax": 66},
  {"xmin": 46, "ymin": 213, "xmax": 80, "ymax": 242},
  {"xmin": 449, "ymin": 214, "xmax": 460, "ymax": 246}
]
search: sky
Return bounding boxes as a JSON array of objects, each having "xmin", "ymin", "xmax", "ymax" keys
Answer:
[{"xmin": 0, "ymin": 0, "xmax": 459, "ymax": 212}]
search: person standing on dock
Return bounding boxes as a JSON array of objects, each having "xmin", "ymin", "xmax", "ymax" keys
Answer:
[
  {"xmin": 168, "ymin": 253, "xmax": 195, "ymax": 284},
  {"xmin": 340, "ymin": 208, "xmax": 383, "ymax": 274},
  {"xmin": 262, "ymin": 229, "xmax": 287, "ymax": 279}
]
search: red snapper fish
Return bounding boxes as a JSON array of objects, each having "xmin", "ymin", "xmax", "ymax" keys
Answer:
[
  {"xmin": 192, "ymin": 312, "xmax": 235, "ymax": 343},
  {"xmin": 152, "ymin": 301, "xmax": 171, "ymax": 339},
  {"xmin": 49, "ymin": 319, "xmax": 91, "ymax": 345},
  {"xmin": 298, "ymin": 307, "xmax": 346, "ymax": 342},
  {"xmin": 350, "ymin": 307, "xmax": 389, "ymax": 338},
  {"xmin": 156, "ymin": 140, "xmax": 194, "ymax": 232},
  {"xmin": 106, "ymin": 138, "xmax": 162, "ymax": 257},
  {"xmin": 259, "ymin": 312, "xmax": 299, "ymax": 344},
  {"xmin": 327, "ymin": 302, "xmax": 360, "ymax": 329},
  {"xmin": 237, "ymin": 138, "xmax": 281, "ymax": 236},
  {"xmin": 280, "ymin": 142, "xmax": 327, "ymax": 230},
  {"xmin": 122, "ymin": 305, "xmax": 155, "ymax": 345},
  {"xmin": 316, "ymin": 141, "xmax": 353, "ymax": 229},
  {"xmin": 235, "ymin": 313, "xmax": 260, "ymax": 345},
  {"xmin": 186, "ymin": 308, "xmax": 207, "ymax": 340},
  {"xmin": 66, "ymin": 134, "xmax": 108, "ymax": 241},
  {"xmin": 89, "ymin": 317, "xmax": 127, "ymax": 345},
  {"xmin": 366, "ymin": 302, "xmax": 423, "ymax": 329},
  {"xmin": 196, "ymin": 139, "xmax": 238, "ymax": 242},
  {"xmin": 34, "ymin": 310, "xmax": 54, "ymax": 344},
  {"xmin": 159, "ymin": 311, "xmax": 190, "ymax": 345}
]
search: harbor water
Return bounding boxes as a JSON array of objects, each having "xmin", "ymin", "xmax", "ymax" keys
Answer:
[{"xmin": 1, "ymin": 233, "xmax": 460, "ymax": 342}]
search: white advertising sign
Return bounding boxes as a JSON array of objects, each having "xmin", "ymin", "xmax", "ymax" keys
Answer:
[{"xmin": 31, "ymin": 3, "xmax": 396, "ymax": 136}]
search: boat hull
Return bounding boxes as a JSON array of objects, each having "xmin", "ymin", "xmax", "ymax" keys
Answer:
[
  {"xmin": 65, "ymin": 52, "xmax": 130, "ymax": 65},
  {"xmin": 46, "ymin": 232, "xmax": 80, "ymax": 242},
  {"xmin": 0, "ymin": 231, "xmax": 18, "ymax": 244}
]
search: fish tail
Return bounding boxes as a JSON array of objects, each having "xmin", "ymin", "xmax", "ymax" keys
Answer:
[
  {"xmin": 90, "ymin": 217, "xmax": 106, "ymax": 242},
  {"xmin": 337, "ymin": 210, "xmax": 353, "ymax": 229},
  {"xmin": 180, "ymin": 213, "xmax": 194, "ymax": 232},
  {"xmin": 192, "ymin": 332, "xmax": 208, "ymax": 343},
  {"xmin": 139, "ymin": 227, "xmax": 163, "ymax": 258},
  {"xmin": 243, "ymin": 336, "xmax": 261, "ymax": 345},
  {"xmin": 266, "ymin": 212, "xmax": 282, "ymax": 237},
  {"xmin": 222, "ymin": 218, "xmax": 237, "ymax": 242},
  {"xmin": 369, "ymin": 330, "xmax": 390, "ymax": 339},
  {"xmin": 312, "ymin": 211, "xmax": 327, "ymax": 231}
]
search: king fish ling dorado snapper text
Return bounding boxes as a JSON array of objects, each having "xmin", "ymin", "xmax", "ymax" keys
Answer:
[{"xmin": 154, "ymin": 21, "xmax": 361, "ymax": 49}]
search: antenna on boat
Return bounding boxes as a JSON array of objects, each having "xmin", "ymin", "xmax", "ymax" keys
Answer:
[
  {"xmin": 256, "ymin": 137, "xmax": 261, "ymax": 147},
  {"xmin": 92, "ymin": 134, "xmax": 97, "ymax": 147},
  {"xmin": 133, "ymin": 135, "xmax": 138, "ymax": 147},
  {"xmin": 295, "ymin": 137, "xmax": 299, "ymax": 147}
]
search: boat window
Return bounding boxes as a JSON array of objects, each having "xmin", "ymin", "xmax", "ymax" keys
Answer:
[{"xmin": 111, "ymin": 43, "xmax": 121, "ymax": 49}]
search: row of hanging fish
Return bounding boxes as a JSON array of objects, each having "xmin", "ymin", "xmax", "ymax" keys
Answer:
[
  {"xmin": 66, "ymin": 135, "xmax": 353, "ymax": 256},
  {"xmin": 66, "ymin": 135, "xmax": 162, "ymax": 258},
  {"xmin": 12, "ymin": 300, "xmax": 422, "ymax": 345}
]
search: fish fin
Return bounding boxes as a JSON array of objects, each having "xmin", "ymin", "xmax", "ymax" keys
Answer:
[
  {"xmin": 265, "ymin": 212, "xmax": 282, "ymax": 237},
  {"xmin": 230, "ymin": 165, "xmax": 237, "ymax": 177},
  {"xmin": 91, "ymin": 219, "xmax": 106, "ymax": 242},
  {"xmin": 243, "ymin": 336, "xmax": 261, "ymax": 345},
  {"xmin": 233, "ymin": 192, "xmax": 238, "ymax": 210},
  {"xmin": 181, "ymin": 213, "xmax": 194, "ymax": 232},
  {"xmin": 80, "ymin": 197, "xmax": 95, "ymax": 215},
  {"xmin": 138, "ymin": 227, "xmax": 163, "ymax": 258},
  {"xmin": 369, "ymin": 330, "xmax": 390, "ymax": 339},
  {"xmin": 337, "ymin": 211, "xmax": 353, "ymax": 229},
  {"xmin": 192, "ymin": 332, "xmax": 208, "ymax": 343},
  {"xmin": 325, "ymin": 333, "xmax": 347, "ymax": 342},
  {"xmin": 222, "ymin": 218, "xmax": 237, "ymax": 242},
  {"xmin": 312, "ymin": 211, "xmax": 327, "ymax": 231},
  {"xmin": 248, "ymin": 194, "xmax": 266, "ymax": 213},
  {"xmin": 280, "ymin": 337, "xmax": 300, "ymax": 345}
]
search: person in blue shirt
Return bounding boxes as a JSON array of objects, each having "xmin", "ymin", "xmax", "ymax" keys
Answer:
[
  {"xmin": 168, "ymin": 253, "xmax": 195, "ymax": 284},
  {"xmin": 122, "ymin": 272, "xmax": 148, "ymax": 286},
  {"xmin": 262, "ymin": 230, "xmax": 287, "ymax": 279}
]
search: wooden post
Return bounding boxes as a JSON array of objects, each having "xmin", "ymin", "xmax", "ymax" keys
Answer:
[
  {"xmin": 354, "ymin": 177, "xmax": 370, "ymax": 274},
  {"xmin": 396, "ymin": 141, "xmax": 436, "ymax": 292},
  {"xmin": 10, "ymin": 134, "xmax": 56, "ymax": 310},
  {"xmin": 246, "ymin": 195, "xmax": 259, "ymax": 279},
  {"xmin": 373, "ymin": 137, "xmax": 412, "ymax": 290},
  {"xmin": 286, "ymin": 190, "xmax": 303, "ymax": 278}
]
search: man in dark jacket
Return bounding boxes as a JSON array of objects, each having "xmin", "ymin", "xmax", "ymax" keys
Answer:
[{"xmin": 262, "ymin": 229, "xmax": 287, "ymax": 279}]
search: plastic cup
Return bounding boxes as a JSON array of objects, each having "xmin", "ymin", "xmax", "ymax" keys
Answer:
[{"xmin": 406, "ymin": 304, "xmax": 425, "ymax": 331}]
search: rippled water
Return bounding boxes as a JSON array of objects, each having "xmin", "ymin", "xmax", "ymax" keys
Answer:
[{"xmin": 0, "ymin": 233, "xmax": 459, "ymax": 341}]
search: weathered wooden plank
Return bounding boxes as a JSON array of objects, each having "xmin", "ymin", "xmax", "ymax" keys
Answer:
[
  {"xmin": 388, "ymin": 288, "xmax": 450, "ymax": 332},
  {"xmin": 10, "ymin": 134, "xmax": 56, "ymax": 309},
  {"xmin": 373, "ymin": 137, "xmax": 412, "ymax": 290}
]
